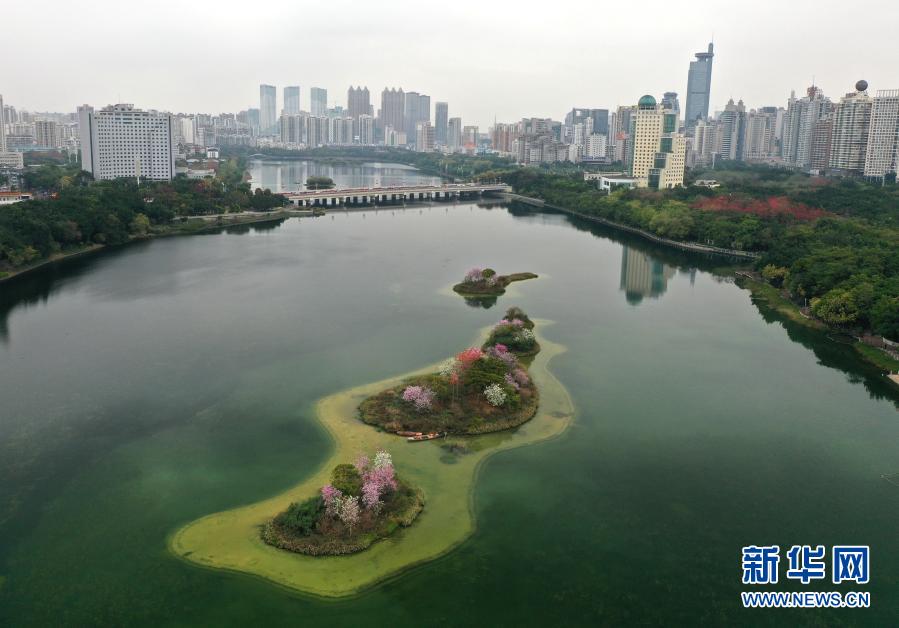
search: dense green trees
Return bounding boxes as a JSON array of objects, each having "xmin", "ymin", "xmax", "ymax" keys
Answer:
[{"xmin": 0, "ymin": 161, "xmax": 287, "ymax": 273}]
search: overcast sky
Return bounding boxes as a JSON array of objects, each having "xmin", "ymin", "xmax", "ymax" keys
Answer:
[{"xmin": 6, "ymin": 0, "xmax": 897, "ymax": 126}]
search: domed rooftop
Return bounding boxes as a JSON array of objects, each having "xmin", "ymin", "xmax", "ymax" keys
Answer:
[
  {"xmin": 638, "ymin": 94, "xmax": 657, "ymax": 109},
  {"xmin": 855, "ymin": 79, "xmax": 868, "ymax": 92}
]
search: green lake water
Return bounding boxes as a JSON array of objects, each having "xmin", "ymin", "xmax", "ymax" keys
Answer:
[{"xmin": 1, "ymin": 164, "xmax": 897, "ymax": 626}]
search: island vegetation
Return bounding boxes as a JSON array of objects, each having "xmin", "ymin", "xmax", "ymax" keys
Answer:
[
  {"xmin": 305, "ymin": 176, "xmax": 335, "ymax": 190},
  {"xmin": 359, "ymin": 307, "xmax": 540, "ymax": 435},
  {"xmin": 262, "ymin": 449, "xmax": 423, "ymax": 556},
  {"xmin": 0, "ymin": 160, "xmax": 288, "ymax": 279},
  {"xmin": 452, "ymin": 267, "xmax": 538, "ymax": 297}
]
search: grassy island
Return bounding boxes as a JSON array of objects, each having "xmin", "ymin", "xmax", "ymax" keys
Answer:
[
  {"xmin": 359, "ymin": 308, "xmax": 541, "ymax": 435},
  {"xmin": 452, "ymin": 267, "xmax": 538, "ymax": 297},
  {"xmin": 262, "ymin": 450, "xmax": 424, "ymax": 556},
  {"xmin": 169, "ymin": 324, "xmax": 573, "ymax": 598}
]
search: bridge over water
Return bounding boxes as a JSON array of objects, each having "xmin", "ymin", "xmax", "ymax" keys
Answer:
[{"xmin": 282, "ymin": 183, "xmax": 510, "ymax": 207}]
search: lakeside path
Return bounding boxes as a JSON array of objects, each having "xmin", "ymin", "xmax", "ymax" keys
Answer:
[{"xmin": 168, "ymin": 324, "xmax": 574, "ymax": 598}]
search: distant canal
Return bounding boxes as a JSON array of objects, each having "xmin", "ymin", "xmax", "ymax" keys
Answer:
[{"xmin": 1, "ymin": 163, "xmax": 897, "ymax": 626}]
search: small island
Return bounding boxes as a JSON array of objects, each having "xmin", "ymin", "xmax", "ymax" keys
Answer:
[
  {"xmin": 359, "ymin": 307, "xmax": 541, "ymax": 435},
  {"xmin": 262, "ymin": 450, "xmax": 424, "ymax": 556},
  {"xmin": 452, "ymin": 267, "xmax": 538, "ymax": 297}
]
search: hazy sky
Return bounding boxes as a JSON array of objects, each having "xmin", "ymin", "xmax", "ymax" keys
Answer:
[{"xmin": 6, "ymin": 0, "xmax": 898, "ymax": 126}]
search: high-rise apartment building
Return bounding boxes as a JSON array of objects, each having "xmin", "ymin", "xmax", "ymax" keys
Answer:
[
  {"xmin": 864, "ymin": 89, "xmax": 899, "ymax": 179},
  {"xmin": 810, "ymin": 115, "xmax": 833, "ymax": 171},
  {"xmin": 744, "ymin": 108, "xmax": 778, "ymax": 160},
  {"xmin": 435, "ymin": 102, "xmax": 448, "ymax": 146},
  {"xmin": 34, "ymin": 120, "xmax": 59, "ymax": 148},
  {"xmin": 717, "ymin": 99, "xmax": 746, "ymax": 161},
  {"xmin": 463, "ymin": 126, "xmax": 479, "ymax": 153},
  {"xmin": 380, "ymin": 88, "xmax": 405, "ymax": 141},
  {"xmin": 415, "ymin": 122, "xmax": 435, "ymax": 152},
  {"xmin": 358, "ymin": 114, "xmax": 374, "ymax": 145},
  {"xmin": 627, "ymin": 95, "xmax": 685, "ymax": 189},
  {"xmin": 447, "ymin": 117, "xmax": 462, "ymax": 152},
  {"xmin": 347, "ymin": 86, "xmax": 370, "ymax": 124},
  {"xmin": 310, "ymin": 87, "xmax": 328, "ymax": 116},
  {"xmin": 612, "ymin": 106, "xmax": 635, "ymax": 163},
  {"xmin": 781, "ymin": 86, "xmax": 832, "ymax": 169},
  {"xmin": 79, "ymin": 104, "xmax": 175, "ymax": 181},
  {"xmin": 828, "ymin": 81, "xmax": 872, "ymax": 174},
  {"xmin": 0, "ymin": 94, "xmax": 6, "ymax": 152},
  {"xmin": 492, "ymin": 122, "xmax": 517, "ymax": 154},
  {"xmin": 404, "ymin": 92, "xmax": 430, "ymax": 143},
  {"xmin": 259, "ymin": 84, "xmax": 277, "ymax": 134},
  {"xmin": 685, "ymin": 43, "xmax": 714, "ymax": 127},
  {"xmin": 565, "ymin": 108, "xmax": 609, "ymax": 136},
  {"xmin": 283, "ymin": 86, "xmax": 301, "ymax": 115}
]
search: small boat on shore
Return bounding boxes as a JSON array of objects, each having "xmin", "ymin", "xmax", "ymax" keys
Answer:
[
  {"xmin": 407, "ymin": 432, "xmax": 445, "ymax": 442},
  {"xmin": 395, "ymin": 431, "xmax": 423, "ymax": 437}
]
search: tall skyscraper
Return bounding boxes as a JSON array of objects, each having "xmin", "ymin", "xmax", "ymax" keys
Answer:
[
  {"xmin": 685, "ymin": 43, "xmax": 714, "ymax": 127},
  {"xmin": 79, "ymin": 104, "xmax": 175, "ymax": 181},
  {"xmin": 627, "ymin": 95, "xmax": 686, "ymax": 189},
  {"xmin": 435, "ymin": 102, "xmax": 448, "ymax": 145},
  {"xmin": 404, "ymin": 92, "xmax": 430, "ymax": 143},
  {"xmin": 380, "ymin": 88, "xmax": 405, "ymax": 141},
  {"xmin": 864, "ymin": 89, "xmax": 899, "ymax": 179},
  {"xmin": 259, "ymin": 84, "xmax": 277, "ymax": 134},
  {"xmin": 0, "ymin": 94, "xmax": 6, "ymax": 152},
  {"xmin": 828, "ymin": 81, "xmax": 873, "ymax": 174},
  {"xmin": 284, "ymin": 86, "xmax": 301, "ymax": 115},
  {"xmin": 347, "ymin": 86, "xmax": 370, "ymax": 125},
  {"xmin": 310, "ymin": 87, "xmax": 328, "ymax": 116}
]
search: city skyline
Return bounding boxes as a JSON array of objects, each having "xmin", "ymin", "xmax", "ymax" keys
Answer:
[{"xmin": 5, "ymin": 0, "xmax": 898, "ymax": 126}]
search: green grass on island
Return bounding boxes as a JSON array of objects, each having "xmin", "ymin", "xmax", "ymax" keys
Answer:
[
  {"xmin": 168, "ymin": 323, "xmax": 573, "ymax": 598},
  {"xmin": 359, "ymin": 308, "xmax": 541, "ymax": 435},
  {"xmin": 452, "ymin": 267, "xmax": 538, "ymax": 297}
]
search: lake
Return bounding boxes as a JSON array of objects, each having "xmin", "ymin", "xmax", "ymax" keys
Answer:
[{"xmin": 0, "ymin": 162, "xmax": 897, "ymax": 626}]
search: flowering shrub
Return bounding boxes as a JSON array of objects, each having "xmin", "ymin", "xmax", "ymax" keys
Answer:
[
  {"xmin": 484, "ymin": 383, "xmax": 508, "ymax": 407},
  {"xmin": 489, "ymin": 344, "xmax": 518, "ymax": 368},
  {"xmin": 321, "ymin": 484, "xmax": 343, "ymax": 517},
  {"xmin": 338, "ymin": 496, "xmax": 360, "ymax": 529},
  {"xmin": 463, "ymin": 267, "xmax": 484, "ymax": 283},
  {"xmin": 438, "ymin": 358, "xmax": 458, "ymax": 377},
  {"xmin": 456, "ymin": 347, "xmax": 483, "ymax": 367},
  {"xmin": 512, "ymin": 368, "xmax": 530, "ymax": 386},
  {"xmin": 402, "ymin": 385, "xmax": 435, "ymax": 411},
  {"xmin": 373, "ymin": 450, "xmax": 392, "ymax": 469},
  {"xmin": 504, "ymin": 373, "xmax": 519, "ymax": 390},
  {"xmin": 514, "ymin": 329, "xmax": 536, "ymax": 345}
]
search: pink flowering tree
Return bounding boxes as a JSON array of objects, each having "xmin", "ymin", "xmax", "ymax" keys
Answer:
[
  {"xmin": 463, "ymin": 267, "xmax": 484, "ymax": 283},
  {"xmin": 355, "ymin": 449, "xmax": 398, "ymax": 513},
  {"xmin": 402, "ymin": 385, "xmax": 435, "ymax": 411},
  {"xmin": 321, "ymin": 484, "xmax": 342, "ymax": 517}
]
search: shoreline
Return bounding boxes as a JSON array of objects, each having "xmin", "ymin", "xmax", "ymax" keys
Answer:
[
  {"xmin": 505, "ymin": 193, "xmax": 761, "ymax": 260},
  {"xmin": 168, "ymin": 323, "xmax": 575, "ymax": 598},
  {"xmin": 0, "ymin": 211, "xmax": 290, "ymax": 284}
]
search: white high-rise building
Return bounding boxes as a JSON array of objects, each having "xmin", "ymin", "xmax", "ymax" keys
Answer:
[
  {"xmin": 283, "ymin": 86, "xmax": 301, "ymax": 115},
  {"xmin": 864, "ymin": 89, "xmax": 899, "ymax": 179},
  {"xmin": 829, "ymin": 81, "xmax": 873, "ymax": 174},
  {"xmin": 34, "ymin": 120, "xmax": 59, "ymax": 148},
  {"xmin": 310, "ymin": 87, "xmax": 328, "ymax": 116},
  {"xmin": 0, "ymin": 94, "xmax": 6, "ymax": 152},
  {"xmin": 415, "ymin": 122, "xmax": 435, "ymax": 152},
  {"xmin": 79, "ymin": 104, "xmax": 175, "ymax": 181},
  {"xmin": 628, "ymin": 95, "xmax": 685, "ymax": 189},
  {"xmin": 447, "ymin": 117, "xmax": 462, "ymax": 152},
  {"xmin": 585, "ymin": 134, "xmax": 608, "ymax": 159},
  {"xmin": 357, "ymin": 114, "xmax": 374, "ymax": 145},
  {"xmin": 260, "ymin": 84, "xmax": 277, "ymax": 134}
]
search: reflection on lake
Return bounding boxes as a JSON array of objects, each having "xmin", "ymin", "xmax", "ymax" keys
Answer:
[
  {"xmin": 619, "ymin": 246, "xmax": 697, "ymax": 305},
  {"xmin": 247, "ymin": 159, "xmax": 442, "ymax": 193}
]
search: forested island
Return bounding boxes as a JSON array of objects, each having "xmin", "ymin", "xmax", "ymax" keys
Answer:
[
  {"xmin": 0, "ymin": 158, "xmax": 287, "ymax": 279},
  {"xmin": 359, "ymin": 307, "xmax": 541, "ymax": 435},
  {"xmin": 262, "ymin": 450, "xmax": 424, "ymax": 556},
  {"xmin": 452, "ymin": 267, "xmax": 538, "ymax": 296}
]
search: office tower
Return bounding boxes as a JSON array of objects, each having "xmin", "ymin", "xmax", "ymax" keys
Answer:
[
  {"xmin": 717, "ymin": 99, "xmax": 746, "ymax": 161},
  {"xmin": 415, "ymin": 122, "xmax": 435, "ymax": 152},
  {"xmin": 565, "ymin": 108, "xmax": 609, "ymax": 136},
  {"xmin": 685, "ymin": 43, "xmax": 714, "ymax": 127},
  {"xmin": 435, "ymin": 102, "xmax": 448, "ymax": 145},
  {"xmin": 259, "ymin": 84, "xmax": 277, "ymax": 134},
  {"xmin": 34, "ymin": 120, "xmax": 59, "ymax": 148},
  {"xmin": 0, "ymin": 94, "xmax": 6, "ymax": 152},
  {"xmin": 347, "ymin": 86, "xmax": 370, "ymax": 125},
  {"xmin": 284, "ymin": 86, "xmax": 301, "ymax": 115},
  {"xmin": 781, "ymin": 86, "xmax": 832, "ymax": 169},
  {"xmin": 661, "ymin": 92, "xmax": 680, "ymax": 120},
  {"xmin": 810, "ymin": 115, "xmax": 833, "ymax": 171},
  {"xmin": 78, "ymin": 104, "xmax": 175, "ymax": 181},
  {"xmin": 310, "ymin": 87, "xmax": 328, "ymax": 116},
  {"xmin": 828, "ymin": 81, "xmax": 873, "ymax": 174},
  {"xmin": 447, "ymin": 117, "xmax": 462, "ymax": 152},
  {"xmin": 864, "ymin": 89, "xmax": 899, "ymax": 179},
  {"xmin": 380, "ymin": 88, "xmax": 405, "ymax": 140},
  {"xmin": 628, "ymin": 95, "xmax": 686, "ymax": 189},
  {"xmin": 358, "ymin": 114, "xmax": 374, "ymax": 145}
]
